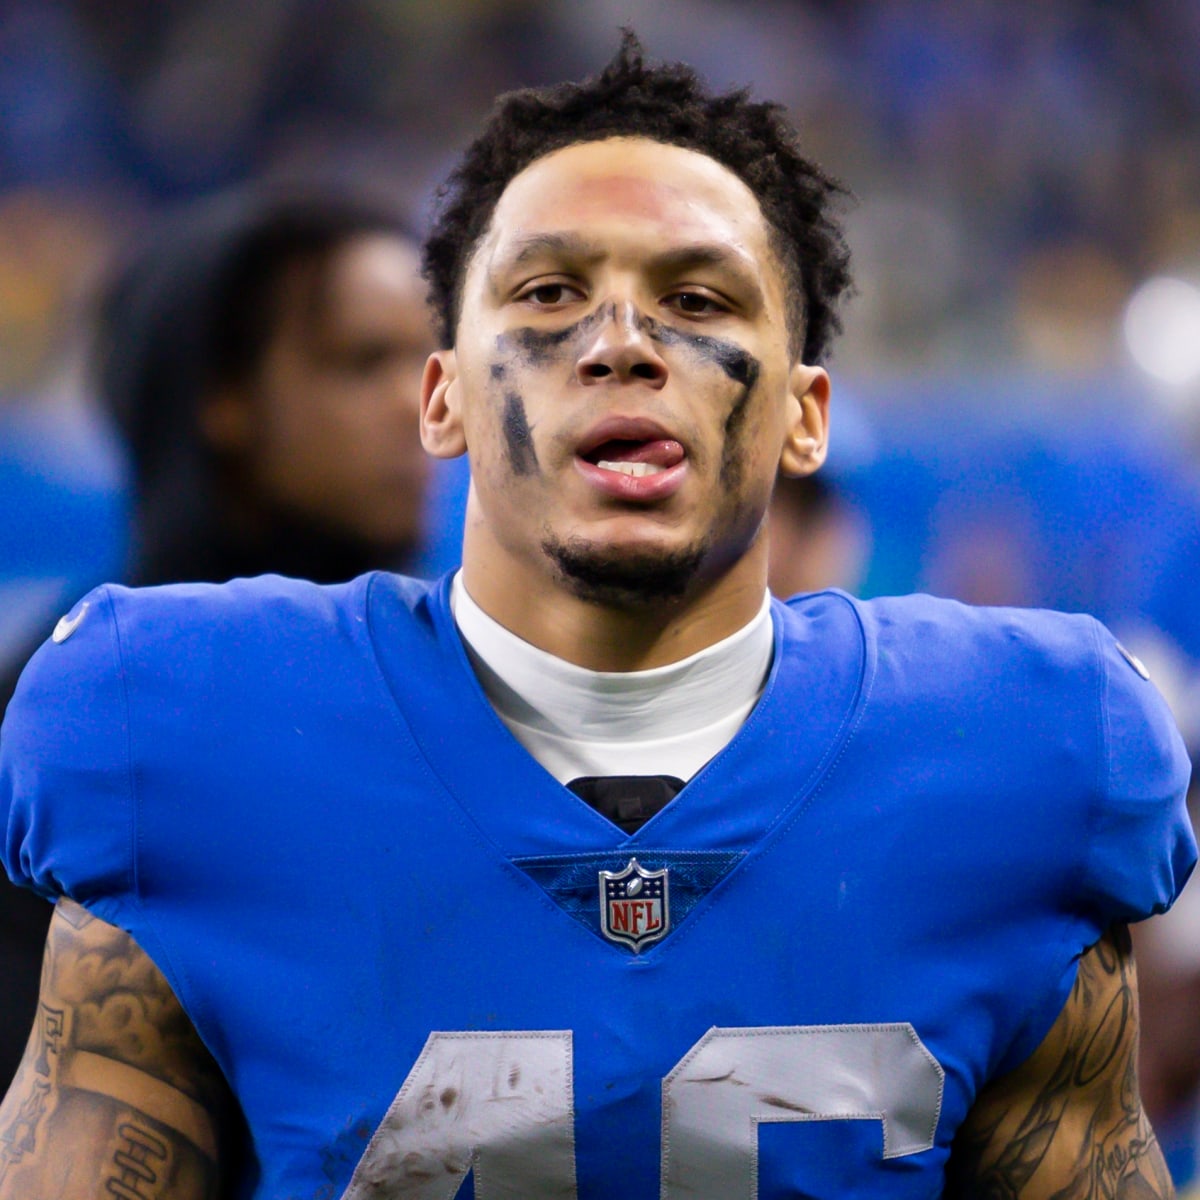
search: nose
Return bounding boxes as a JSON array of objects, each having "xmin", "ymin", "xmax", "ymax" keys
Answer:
[{"xmin": 575, "ymin": 301, "xmax": 668, "ymax": 388}]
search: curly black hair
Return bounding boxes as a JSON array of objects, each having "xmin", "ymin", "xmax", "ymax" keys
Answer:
[{"xmin": 423, "ymin": 30, "xmax": 853, "ymax": 364}]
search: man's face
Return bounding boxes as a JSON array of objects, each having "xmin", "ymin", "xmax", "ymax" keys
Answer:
[
  {"xmin": 209, "ymin": 234, "xmax": 433, "ymax": 549},
  {"xmin": 426, "ymin": 137, "xmax": 827, "ymax": 607}
]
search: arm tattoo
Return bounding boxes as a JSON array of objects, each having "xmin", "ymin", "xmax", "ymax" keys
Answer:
[
  {"xmin": 0, "ymin": 899, "xmax": 237, "ymax": 1199},
  {"xmin": 947, "ymin": 925, "xmax": 1175, "ymax": 1199}
]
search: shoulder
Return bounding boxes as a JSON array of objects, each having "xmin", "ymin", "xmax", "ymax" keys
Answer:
[
  {"xmin": 866, "ymin": 589, "xmax": 1186, "ymax": 783},
  {"xmin": 831, "ymin": 590, "xmax": 1194, "ymax": 918},
  {"xmin": 835, "ymin": 589, "xmax": 1101, "ymax": 672},
  {"xmin": 0, "ymin": 572, "xmax": 441, "ymax": 907},
  {"xmin": 3, "ymin": 568, "xmax": 443, "ymax": 715},
  {"xmin": 2, "ymin": 576, "xmax": 338, "ymax": 714},
  {"xmin": 72, "ymin": 570, "xmax": 446, "ymax": 673},
  {"xmin": 106, "ymin": 571, "xmax": 376, "ymax": 644},
  {"xmin": 1, "ymin": 587, "xmax": 134, "ymax": 903},
  {"xmin": 780, "ymin": 590, "xmax": 1114, "ymax": 735},
  {"xmin": 2, "ymin": 585, "xmax": 127, "ymax": 778},
  {"xmin": 819, "ymin": 590, "xmax": 1181, "ymax": 732}
]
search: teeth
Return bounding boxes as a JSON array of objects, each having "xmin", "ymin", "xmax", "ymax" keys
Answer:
[{"xmin": 596, "ymin": 460, "xmax": 665, "ymax": 477}]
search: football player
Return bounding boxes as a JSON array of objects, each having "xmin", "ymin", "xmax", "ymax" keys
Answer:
[{"xmin": 0, "ymin": 33, "xmax": 1194, "ymax": 1200}]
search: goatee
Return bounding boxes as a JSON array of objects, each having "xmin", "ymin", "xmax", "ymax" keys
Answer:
[{"xmin": 542, "ymin": 534, "xmax": 708, "ymax": 608}]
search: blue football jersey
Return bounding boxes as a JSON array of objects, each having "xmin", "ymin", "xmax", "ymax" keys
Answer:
[{"xmin": 1, "ymin": 573, "xmax": 1194, "ymax": 1200}]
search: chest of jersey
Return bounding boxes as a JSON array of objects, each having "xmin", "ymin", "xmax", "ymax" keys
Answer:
[
  {"xmin": 201, "ymin": 777, "xmax": 974, "ymax": 1200},
  {"xmin": 5, "ymin": 577, "xmax": 1190, "ymax": 1199},
  {"xmin": 105, "ymin": 581, "xmax": 1157, "ymax": 1200},
  {"xmin": 136, "ymin": 675, "xmax": 1060, "ymax": 1198}
]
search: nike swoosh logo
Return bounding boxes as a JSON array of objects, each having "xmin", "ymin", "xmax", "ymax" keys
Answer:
[
  {"xmin": 1115, "ymin": 641, "xmax": 1151, "ymax": 681},
  {"xmin": 52, "ymin": 602, "xmax": 90, "ymax": 644}
]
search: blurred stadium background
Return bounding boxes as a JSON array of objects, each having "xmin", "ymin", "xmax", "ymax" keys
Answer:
[
  {"xmin": 2, "ymin": 0, "xmax": 1199, "ymax": 730},
  {"xmin": 2, "ymin": 0, "xmax": 1200, "ymax": 1186}
]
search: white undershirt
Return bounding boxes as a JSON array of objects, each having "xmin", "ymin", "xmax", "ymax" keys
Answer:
[{"xmin": 450, "ymin": 573, "xmax": 773, "ymax": 784}]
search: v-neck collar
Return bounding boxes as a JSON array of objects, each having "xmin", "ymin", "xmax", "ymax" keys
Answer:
[
  {"xmin": 366, "ymin": 574, "xmax": 869, "ymax": 861},
  {"xmin": 450, "ymin": 573, "xmax": 774, "ymax": 783}
]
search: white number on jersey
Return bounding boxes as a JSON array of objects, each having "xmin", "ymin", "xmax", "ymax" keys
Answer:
[
  {"xmin": 662, "ymin": 1024, "xmax": 944, "ymax": 1197},
  {"xmin": 339, "ymin": 1023, "xmax": 944, "ymax": 1199}
]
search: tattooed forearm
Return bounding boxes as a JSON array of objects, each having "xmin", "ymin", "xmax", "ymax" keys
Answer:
[
  {"xmin": 947, "ymin": 925, "xmax": 1174, "ymax": 1199},
  {"xmin": 0, "ymin": 899, "xmax": 234, "ymax": 1199}
]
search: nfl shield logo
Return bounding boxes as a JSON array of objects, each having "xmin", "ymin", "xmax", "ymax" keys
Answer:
[{"xmin": 599, "ymin": 858, "xmax": 669, "ymax": 952}]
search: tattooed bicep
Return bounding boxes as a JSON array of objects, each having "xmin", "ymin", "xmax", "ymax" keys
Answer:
[
  {"xmin": 945, "ymin": 924, "xmax": 1174, "ymax": 1199},
  {"xmin": 41, "ymin": 899, "xmax": 219, "ymax": 1091},
  {"xmin": 0, "ymin": 898, "xmax": 236, "ymax": 1199}
]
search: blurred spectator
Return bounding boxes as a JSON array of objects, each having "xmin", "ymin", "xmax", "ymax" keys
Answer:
[
  {"xmin": 768, "ymin": 473, "xmax": 870, "ymax": 599},
  {"xmin": 0, "ymin": 181, "xmax": 443, "ymax": 1087},
  {"xmin": 96, "ymin": 185, "xmax": 433, "ymax": 587},
  {"xmin": 0, "ymin": 3, "xmax": 1196, "ymax": 379},
  {"xmin": 768, "ymin": 386, "xmax": 875, "ymax": 599}
]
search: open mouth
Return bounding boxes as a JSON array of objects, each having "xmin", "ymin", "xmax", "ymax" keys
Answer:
[{"xmin": 582, "ymin": 437, "xmax": 686, "ymax": 477}]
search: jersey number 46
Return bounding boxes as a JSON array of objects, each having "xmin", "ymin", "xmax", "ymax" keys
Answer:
[{"xmin": 338, "ymin": 1022, "xmax": 944, "ymax": 1199}]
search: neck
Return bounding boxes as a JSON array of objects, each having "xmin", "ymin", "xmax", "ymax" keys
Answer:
[{"xmin": 460, "ymin": 526, "xmax": 770, "ymax": 672}]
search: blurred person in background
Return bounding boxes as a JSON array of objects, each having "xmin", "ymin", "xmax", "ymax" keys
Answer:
[
  {"xmin": 98, "ymin": 185, "xmax": 434, "ymax": 589},
  {"xmin": 767, "ymin": 396, "xmax": 873, "ymax": 598},
  {"xmin": 0, "ymin": 182, "xmax": 440, "ymax": 1088},
  {"xmin": 767, "ymin": 471, "xmax": 869, "ymax": 599}
]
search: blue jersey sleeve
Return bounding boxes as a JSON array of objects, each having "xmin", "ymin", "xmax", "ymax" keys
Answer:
[
  {"xmin": 0, "ymin": 586, "xmax": 134, "ymax": 909},
  {"xmin": 1085, "ymin": 618, "xmax": 1196, "ymax": 925}
]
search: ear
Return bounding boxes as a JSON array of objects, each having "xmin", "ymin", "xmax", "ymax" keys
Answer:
[
  {"xmin": 197, "ymin": 387, "xmax": 255, "ymax": 454},
  {"xmin": 420, "ymin": 350, "xmax": 467, "ymax": 459},
  {"xmin": 778, "ymin": 363, "xmax": 830, "ymax": 478}
]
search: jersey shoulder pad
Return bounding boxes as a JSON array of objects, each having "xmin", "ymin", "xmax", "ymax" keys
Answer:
[
  {"xmin": 1086, "ymin": 617, "xmax": 1194, "ymax": 922},
  {"xmin": 855, "ymin": 592, "xmax": 1195, "ymax": 922},
  {"xmin": 1, "ymin": 584, "xmax": 131, "ymax": 904}
]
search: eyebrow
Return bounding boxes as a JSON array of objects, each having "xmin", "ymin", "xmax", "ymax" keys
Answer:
[
  {"xmin": 492, "ymin": 234, "xmax": 763, "ymax": 293},
  {"xmin": 650, "ymin": 244, "xmax": 759, "ymax": 284},
  {"xmin": 497, "ymin": 233, "xmax": 603, "ymax": 271}
]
